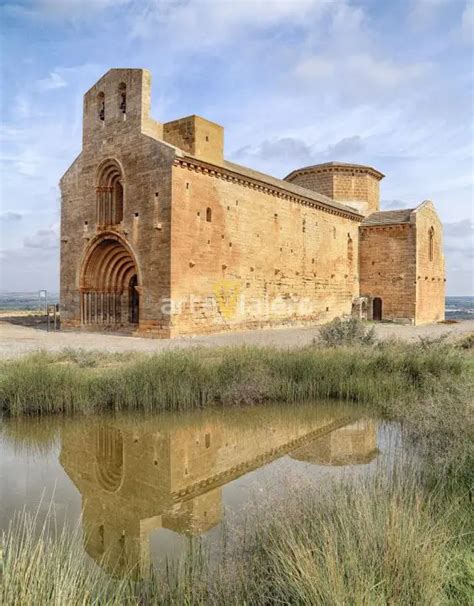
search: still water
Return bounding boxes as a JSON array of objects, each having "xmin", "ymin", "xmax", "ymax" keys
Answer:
[{"xmin": 0, "ymin": 402, "xmax": 397, "ymax": 578}]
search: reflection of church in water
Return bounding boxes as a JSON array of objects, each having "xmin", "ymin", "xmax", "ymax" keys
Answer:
[{"xmin": 60, "ymin": 407, "xmax": 379, "ymax": 577}]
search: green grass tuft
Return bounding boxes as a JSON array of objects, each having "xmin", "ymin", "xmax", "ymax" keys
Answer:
[{"xmin": 0, "ymin": 341, "xmax": 469, "ymax": 418}]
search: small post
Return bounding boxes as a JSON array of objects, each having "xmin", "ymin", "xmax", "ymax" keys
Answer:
[{"xmin": 38, "ymin": 289, "xmax": 48, "ymax": 316}]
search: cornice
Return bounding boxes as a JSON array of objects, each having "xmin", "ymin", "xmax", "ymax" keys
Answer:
[
  {"xmin": 173, "ymin": 157, "xmax": 363, "ymax": 222},
  {"xmin": 286, "ymin": 164, "xmax": 385, "ymax": 182},
  {"xmin": 170, "ymin": 417, "xmax": 353, "ymax": 502},
  {"xmin": 360, "ymin": 223, "xmax": 412, "ymax": 230}
]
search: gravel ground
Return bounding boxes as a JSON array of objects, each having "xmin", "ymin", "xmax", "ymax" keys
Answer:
[{"xmin": 0, "ymin": 314, "xmax": 472, "ymax": 359}]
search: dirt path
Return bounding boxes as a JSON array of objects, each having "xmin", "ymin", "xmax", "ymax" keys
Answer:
[{"xmin": 0, "ymin": 315, "xmax": 472, "ymax": 359}]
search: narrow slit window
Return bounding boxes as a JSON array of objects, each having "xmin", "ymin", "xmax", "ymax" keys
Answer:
[
  {"xmin": 97, "ymin": 92, "xmax": 105, "ymax": 121},
  {"xmin": 113, "ymin": 181, "xmax": 123, "ymax": 223},
  {"xmin": 118, "ymin": 83, "xmax": 126, "ymax": 114},
  {"xmin": 206, "ymin": 207, "xmax": 212, "ymax": 222},
  {"xmin": 429, "ymin": 227, "xmax": 434, "ymax": 261},
  {"xmin": 347, "ymin": 235, "xmax": 353, "ymax": 263}
]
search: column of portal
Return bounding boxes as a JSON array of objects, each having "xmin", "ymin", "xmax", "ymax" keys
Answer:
[
  {"xmin": 116, "ymin": 292, "xmax": 122, "ymax": 324},
  {"xmin": 107, "ymin": 186, "xmax": 113, "ymax": 225},
  {"xmin": 96, "ymin": 188, "xmax": 101, "ymax": 226}
]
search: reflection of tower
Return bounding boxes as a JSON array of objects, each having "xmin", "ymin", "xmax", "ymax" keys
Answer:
[
  {"xmin": 59, "ymin": 405, "xmax": 363, "ymax": 578},
  {"xmin": 60, "ymin": 421, "xmax": 223, "ymax": 577},
  {"xmin": 290, "ymin": 420, "xmax": 379, "ymax": 466}
]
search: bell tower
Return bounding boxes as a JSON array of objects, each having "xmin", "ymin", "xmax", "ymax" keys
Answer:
[{"xmin": 82, "ymin": 68, "xmax": 163, "ymax": 148}]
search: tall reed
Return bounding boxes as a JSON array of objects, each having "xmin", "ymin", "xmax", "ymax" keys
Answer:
[
  {"xmin": 1, "ymin": 462, "xmax": 471, "ymax": 605},
  {"xmin": 0, "ymin": 341, "xmax": 467, "ymax": 417}
]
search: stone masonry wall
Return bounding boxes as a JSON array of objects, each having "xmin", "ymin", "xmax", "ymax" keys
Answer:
[
  {"xmin": 332, "ymin": 172, "xmax": 380, "ymax": 216},
  {"xmin": 288, "ymin": 171, "xmax": 334, "ymax": 198},
  {"xmin": 414, "ymin": 202, "xmax": 445, "ymax": 323},
  {"xmin": 60, "ymin": 69, "xmax": 175, "ymax": 337},
  {"xmin": 163, "ymin": 116, "xmax": 224, "ymax": 165},
  {"xmin": 287, "ymin": 168, "xmax": 380, "ymax": 216},
  {"xmin": 169, "ymin": 160, "xmax": 361, "ymax": 336},
  {"xmin": 359, "ymin": 223, "xmax": 417, "ymax": 321}
]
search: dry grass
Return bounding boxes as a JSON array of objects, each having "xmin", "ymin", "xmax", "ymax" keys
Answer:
[
  {"xmin": 218, "ymin": 465, "xmax": 472, "ymax": 606},
  {"xmin": 0, "ymin": 341, "xmax": 467, "ymax": 417},
  {"xmin": 1, "ymin": 462, "xmax": 472, "ymax": 605},
  {"xmin": 1, "ymin": 336, "xmax": 472, "ymax": 604}
]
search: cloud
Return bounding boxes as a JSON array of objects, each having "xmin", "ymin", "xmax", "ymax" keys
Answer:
[
  {"xmin": 293, "ymin": 53, "xmax": 429, "ymax": 103},
  {"xmin": 0, "ymin": 245, "xmax": 59, "ymax": 291},
  {"xmin": 129, "ymin": 0, "xmax": 330, "ymax": 42},
  {"xmin": 3, "ymin": 0, "xmax": 132, "ymax": 22},
  {"xmin": 232, "ymin": 135, "xmax": 364, "ymax": 168},
  {"xmin": 234, "ymin": 137, "xmax": 314, "ymax": 166},
  {"xmin": 24, "ymin": 228, "xmax": 58, "ymax": 250},
  {"xmin": 408, "ymin": 0, "xmax": 451, "ymax": 31},
  {"xmin": 444, "ymin": 219, "xmax": 474, "ymax": 239},
  {"xmin": 325, "ymin": 135, "xmax": 364, "ymax": 159},
  {"xmin": 293, "ymin": 57, "xmax": 333, "ymax": 80},
  {"xmin": 0, "ymin": 65, "xmax": 102, "ymax": 185},
  {"xmin": 13, "ymin": 95, "xmax": 34, "ymax": 119},
  {"xmin": 0, "ymin": 0, "xmax": 471, "ymax": 294},
  {"xmin": 443, "ymin": 218, "xmax": 474, "ymax": 294},
  {"xmin": 445, "ymin": 243, "xmax": 474, "ymax": 258},
  {"xmin": 462, "ymin": 2, "xmax": 474, "ymax": 43},
  {"xmin": 37, "ymin": 71, "xmax": 67, "ymax": 91},
  {"xmin": 0, "ymin": 212, "xmax": 23, "ymax": 222},
  {"xmin": 233, "ymin": 134, "xmax": 366, "ymax": 175},
  {"xmin": 1, "ymin": 147, "xmax": 44, "ymax": 178},
  {"xmin": 381, "ymin": 199, "xmax": 413, "ymax": 210}
]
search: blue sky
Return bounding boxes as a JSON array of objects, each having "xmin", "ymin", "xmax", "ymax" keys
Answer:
[{"xmin": 1, "ymin": 0, "xmax": 473, "ymax": 295}]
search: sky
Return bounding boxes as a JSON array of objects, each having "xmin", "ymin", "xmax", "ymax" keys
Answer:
[{"xmin": 0, "ymin": 0, "xmax": 473, "ymax": 295}]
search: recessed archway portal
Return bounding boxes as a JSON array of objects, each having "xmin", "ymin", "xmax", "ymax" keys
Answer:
[{"xmin": 81, "ymin": 237, "xmax": 139, "ymax": 326}]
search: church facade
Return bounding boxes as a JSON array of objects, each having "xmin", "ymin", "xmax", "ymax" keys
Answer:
[{"xmin": 60, "ymin": 69, "xmax": 445, "ymax": 337}]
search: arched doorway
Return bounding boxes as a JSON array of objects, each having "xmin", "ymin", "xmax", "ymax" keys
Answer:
[
  {"xmin": 373, "ymin": 297, "xmax": 382, "ymax": 321},
  {"xmin": 80, "ymin": 236, "xmax": 139, "ymax": 327}
]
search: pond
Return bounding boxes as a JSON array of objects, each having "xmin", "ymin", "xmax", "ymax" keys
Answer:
[{"xmin": 0, "ymin": 402, "xmax": 399, "ymax": 578}]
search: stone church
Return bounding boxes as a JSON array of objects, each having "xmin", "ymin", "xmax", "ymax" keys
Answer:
[{"xmin": 60, "ymin": 68, "xmax": 445, "ymax": 337}]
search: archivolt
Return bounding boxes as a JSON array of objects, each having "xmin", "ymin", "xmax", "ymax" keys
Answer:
[
  {"xmin": 80, "ymin": 235, "xmax": 139, "ymax": 325},
  {"xmin": 95, "ymin": 426, "xmax": 124, "ymax": 492},
  {"xmin": 96, "ymin": 159, "xmax": 124, "ymax": 226},
  {"xmin": 82, "ymin": 239, "xmax": 136, "ymax": 292}
]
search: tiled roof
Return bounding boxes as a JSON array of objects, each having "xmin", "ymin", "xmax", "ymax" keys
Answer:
[
  {"xmin": 285, "ymin": 161, "xmax": 385, "ymax": 181},
  {"xmin": 361, "ymin": 209, "xmax": 414, "ymax": 226},
  {"xmin": 222, "ymin": 160, "xmax": 362, "ymax": 217}
]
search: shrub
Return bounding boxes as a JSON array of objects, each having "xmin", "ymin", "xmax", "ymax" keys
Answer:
[
  {"xmin": 458, "ymin": 333, "xmax": 474, "ymax": 350},
  {"xmin": 318, "ymin": 317, "xmax": 376, "ymax": 347}
]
